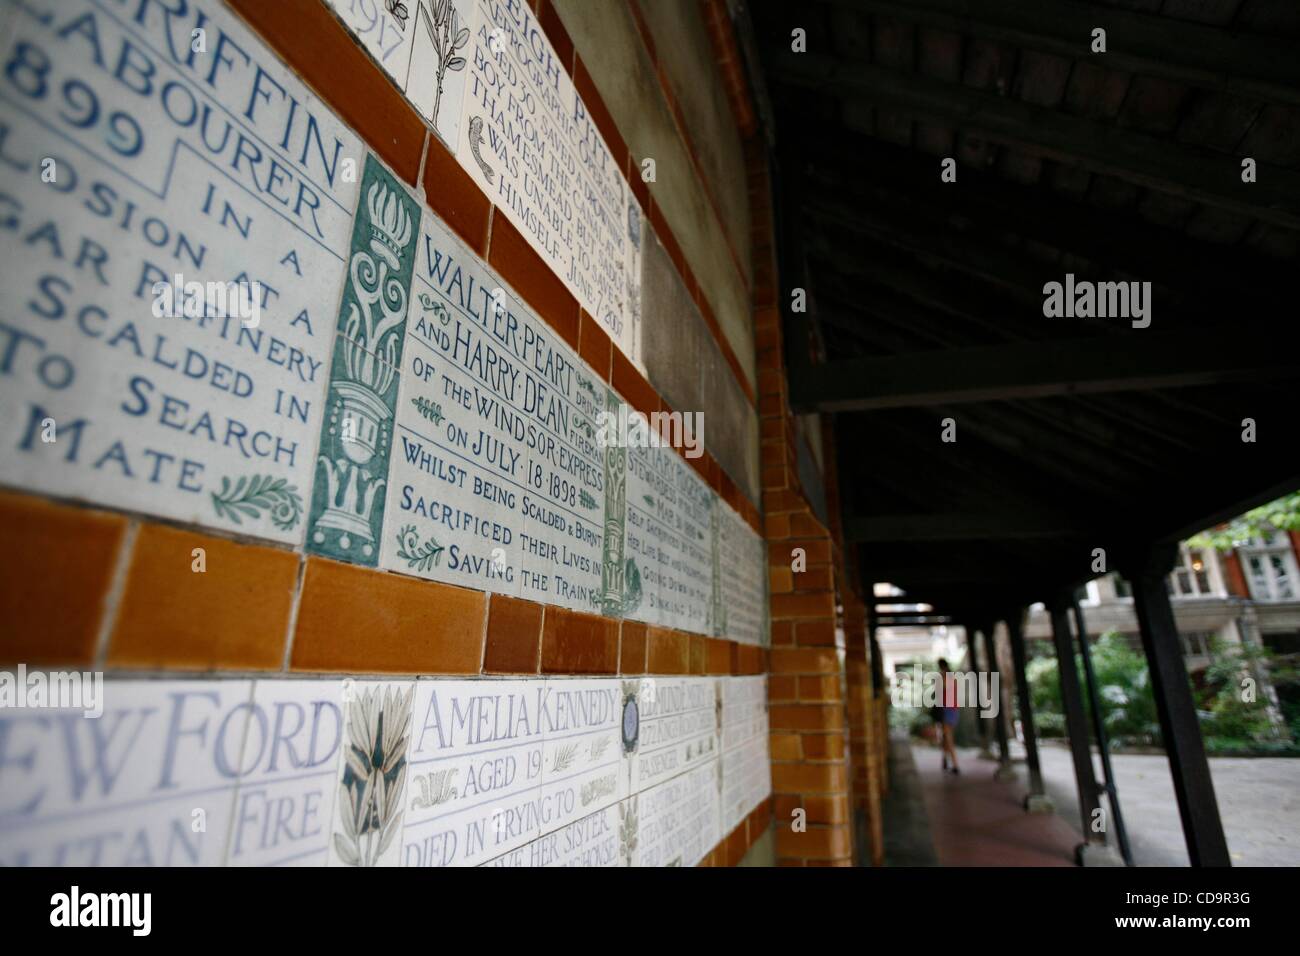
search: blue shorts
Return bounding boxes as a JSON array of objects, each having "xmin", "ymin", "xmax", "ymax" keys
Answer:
[{"xmin": 941, "ymin": 707, "xmax": 959, "ymax": 727}]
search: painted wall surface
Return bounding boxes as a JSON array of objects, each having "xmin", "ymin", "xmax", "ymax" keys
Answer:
[{"xmin": 0, "ymin": 675, "xmax": 770, "ymax": 867}]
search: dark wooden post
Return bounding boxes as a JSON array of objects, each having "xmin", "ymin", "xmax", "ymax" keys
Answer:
[
  {"xmin": 1071, "ymin": 597, "xmax": 1133, "ymax": 865},
  {"xmin": 1126, "ymin": 544, "xmax": 1231, "ymax": 867},
  {"xmin": 1006, "ymin": 609, "xmax": 1051, "ymax": 810},
  {"xmin": 982, "ymin": 622, "xmax": 1014, "ymax": 780},
  {"xmin": 1048, "ymin": 595, "xmax": 1105, "ymax": 851}
]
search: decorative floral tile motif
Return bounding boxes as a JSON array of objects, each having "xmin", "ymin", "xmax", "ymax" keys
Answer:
[
  {"xmin": 326, "ymin": 680, "xmax": 416, "ymax": 867},
  {"xmin": 0, "ymin": 0, "xmax": 361, "ymax": 546},
  {"xmin": 326, "ymin": 0, "xmax": 476, "ymax": 148}
]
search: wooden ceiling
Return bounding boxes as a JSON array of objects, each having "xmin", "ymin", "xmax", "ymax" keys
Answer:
[{"xmin": 749, "ymin": 0, "xmax": 1300, "ymax": 621}]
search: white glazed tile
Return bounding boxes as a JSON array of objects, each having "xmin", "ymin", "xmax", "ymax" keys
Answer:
[
  {"xmin": 537, "ymin": 679, "xmax": 628, "ymax": 832},
  {"xmin": 480, "ymin": 802, "xmax": 624, "ymax": 867},
  {"xmin": 622, "ymin": 435, "xmax": 667, "ymax": 627},
  {"xmin": 380, "ymin": 217, "xmax": 606, "ymax": 606},
  {"xmin": 453, "ymin": 0, "xmax": 641, "ymax": 367},
  {"xmin": 630, "ymin": 676, "xmax": 718, "ymax": 794},
  {"xmin": 0, "ymin": 679, "xmax": 253, "ymax": 866},
  {"xmin": 661, "ymin": 455, "xmax": 715, "ymax": 634},
  {"xmin": 226, "ymin": 680, "xmax": 345, "ymax": 867},
  {"xmin": 0, "ymin": 0, "xmax": 361, "ymax": 545},
  {"xmin": 717, "ymin": 502, "xmax": 768, "ymax": 646},
  {"xmin": 325, "ymin": 0, "xmax": 476, "ymax": 146},
  {"xmin": 632, "ymin": 760, "xmax": 720, "ymax": 868},
  {"xmin": 399, "ymin": 678, "xmax": 544, "ymax": 866}
]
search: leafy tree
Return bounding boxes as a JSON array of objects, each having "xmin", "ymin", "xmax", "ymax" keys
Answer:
[{"xmin": 1188, "ymin": 492, "xmax": 1300, "ymax": 551}]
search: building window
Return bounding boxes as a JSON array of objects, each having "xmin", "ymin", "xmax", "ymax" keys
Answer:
[
  {"xmin": 1167, "ymin": 547, "xmax": 1214, "ymax": 597},
  {"xmin": 1240, "ymin": 533, "xmax": 1298, "ymax": 602},
  {"xmin": 1179, "ymin": 631, "xmax": 1214, "ymax": 656}
]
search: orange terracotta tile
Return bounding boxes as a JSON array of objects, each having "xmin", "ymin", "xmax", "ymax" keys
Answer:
[
  {"xmin": 620, "ymin": 620, "xmax": 648, "ymax": 674},
  {"xmin": 483, "ymin": 594, "xmax": 542, "ymax": 674},
  {"xmin": 646, "ymin": 626, "xmax": 689, "ymax": 675},
  {"xmin": 578, "ymin": 310, "xmax": 613, "ymax": 382},
  {"xmin": 705, "ymin": 638, "xmax": 731, "ymax": 674},
  {"xmin": 488, "ymin": 214, "xmax": 580, "ymax": 349},
  {"xmin": 540, "ymin": 608, "xmax": 618, "ymax": 674},
  {"xmin": 424, "ymin": 134, "xmax": 492, "ymax": 255},
  {"xmin": 292, "ymin": 558, "xmax": 486, "ymax": 673},
  {"xmin": 776, "ymin": 823, "xmax": 852, "ymax": 861},
  {"xmin": 689, "ymin": 634, "xmax": 707, "ymax": 674},
  {"xmin": 611, "ymin": 349, "xmax": 659, "ymax": 420},
  {"xmin": 109, "ymin": 525, "xmax": 297, "ymax": 671},
  {"xmin": 0, "ymin": 491, "xmax": 126, "ymax": 666}
]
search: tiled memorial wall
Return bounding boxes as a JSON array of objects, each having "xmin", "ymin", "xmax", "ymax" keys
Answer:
[
  {"xmin": 0, "ymin": 0, "xmax": 772, "ymax": 865},
  {"xmin": 0, "ymin": 674, "xmax": 769, "ymax": 866},
  {"xmin": 325, "ymin": 0, "xmax": 644, "ymax": 368}
]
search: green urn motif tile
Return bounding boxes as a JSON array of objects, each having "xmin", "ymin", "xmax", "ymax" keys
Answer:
[{"xmin": 307, "ymin": 155, "xmax": 423, "ymax": 566}]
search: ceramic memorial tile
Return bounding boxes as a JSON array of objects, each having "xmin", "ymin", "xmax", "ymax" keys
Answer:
[
  {"xmin": 0, "ymin": 679, "xmax": 254, "ymax": 866},
  {"xmin": 622, "ymin": 433, "xmax": 668, "ymax": 626},
  {"xmin": 623, "ymin": 437, "xmax": 715, "ymax": 631},
  {"xmin": 399, "ymin": 678, "xmax": 545, "ymax": 866},
  {"xmin": 326, "ymin": 680, "xmax": 415, "ymax": 867},
  {"xmin": 0, "ymin": 0, "xmax": 363, "ymax": 546},
  {"xmin": 480, "ymin": 802, "xmax": 623, "ymax": 867},
  {"xmin": 661, "ymin": 452, "xmax": 716, "ymax": 634},
  {"xmin": 454, "ymin": 0, "xmax": 643, "ymax": 365},
  {"xmin": 632, "ymin": 759, "xmax": 721, "ymax": 868},
  {"xmin": 536, "ymin": 678, "xmax": 630, "ymax": 833},
  {"xmin": 379, "ymin": 217, "xmax": 607, "ymax": 607},
  {"xmin": 226, "ymin": 680, "xmax": 345, "ymax": 867},
  {"xmin": 307, "ymin": 156, "xmax": 422, "ymax": 566},
  {"xmin": 719, "ymin": 676, "xmax": 769, "ymax": 834},
  {"xmin": 326, "ymin": 0, "xmax": 476, "ymax": 147},
  {"xmin": 630, "ymin": 676, "xmax": 718, "ymax": 793},
  {"xmin": 716, "ymin": 503, "xmax": 769, "ymax": 647},
  {"xmin": 599, "ymin": 389, "xmax": 636, "ymax": 618}
]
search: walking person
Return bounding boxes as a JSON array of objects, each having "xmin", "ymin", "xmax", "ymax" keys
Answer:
[{"xmin": 937, "ymin": 658, "xmax": 960, "ymax": 775}]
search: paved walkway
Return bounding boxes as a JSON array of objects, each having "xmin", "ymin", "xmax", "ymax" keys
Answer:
[
  {"xmin": 1036, "ymin": 744, "xmax": 1300, "ymax": 866},
  {"xmin": 913, "ymin": 745, "xmax": 1080, "ymax": 866}
]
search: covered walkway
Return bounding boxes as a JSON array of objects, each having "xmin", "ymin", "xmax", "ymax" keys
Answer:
[
  {"xmin": 885, "ymin": 736, "xmax": 1081, "ymax": 867},
  {"xmin": 743, "ymin": 0, "xmax": 1300, "ymax": 867},
  {"xmin": 917, "ymin": 748, "xmax": 1079, "ymax": 867}
]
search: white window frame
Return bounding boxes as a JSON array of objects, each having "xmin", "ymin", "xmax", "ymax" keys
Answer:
[
  {"xmin": 1239, "ymin": 533, "xmax": 1299, "ymax": 602},
  {"xmin": 1167, "ymin": 545, "xmax": 1221, "ymax": 598}
]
